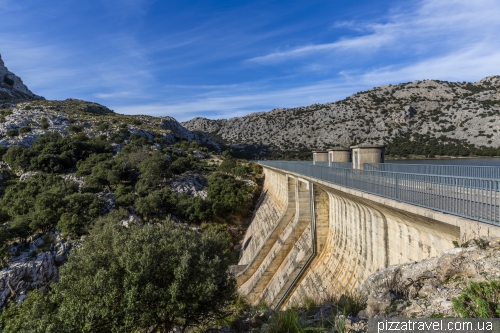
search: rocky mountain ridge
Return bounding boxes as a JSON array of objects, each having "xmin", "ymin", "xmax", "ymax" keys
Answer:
[{"xmin": 182, "ymin": 76, "xmax": 500, "ymax": 157}]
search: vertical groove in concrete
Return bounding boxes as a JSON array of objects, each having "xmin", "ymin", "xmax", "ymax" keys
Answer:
[
  {"xmin": 257, "ymin": 179, "xmax": 313, "ymax": 307},
  {"xmin": 281, "ymin": 185, "xmax": 330, "ymax": 307},
  {"xmin": 238, "ymin": 179, "xmax": 310, "ymax": 303},
  {"xmin": 236, "ymin": 171, "xmax": 297, "ymax": 286}
]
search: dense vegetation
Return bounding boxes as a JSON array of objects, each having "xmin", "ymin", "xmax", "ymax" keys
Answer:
[
  {"xmin": 386, "ymin": 133, "xmax": 500, "ymax": 158},
  {"xmin": 0, "ymin": 125, "xmax": 262, "ymax": 331},
  {"xmin": 0, "ymin": 212, "xmax": 236, "ymax": 332}
]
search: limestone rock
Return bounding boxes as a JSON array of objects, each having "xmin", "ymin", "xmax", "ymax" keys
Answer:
[
  {"xmin": 365, "ymin": 287, "xmax": 400, "ymax": 318},
  {"xmin": 436, "ymin": 248, "xmax": 478, "ymax": 282},
  {"xmin": 167, "ymin": 173, "xmax": 208, "ymax": 198},
  {"xmin": 0, "ymin": 54, "xmax": 44, "ymax": 102},
  {"xmin": 0, "ymin": 231, "xmax": 76, "ymax": 310},
  {"xmin": 360, "ymin": 238, "xmax": 500, "ymax": 318}
]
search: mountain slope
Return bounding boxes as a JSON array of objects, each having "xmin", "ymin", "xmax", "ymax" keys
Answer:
[
  {"xmin": 182, "ymin": 76, "xmax": 500, "ymax": 157},
  {"xmin": 0, "ymin": 54, "xmax": 44, "ymax": 103}
]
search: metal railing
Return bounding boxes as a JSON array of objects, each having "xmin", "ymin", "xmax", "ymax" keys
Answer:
[
  {"xmin": 258, "ymin": 161, "xmax": 500, "ymax": 225},
  {"xmin": 365, "ymin": 163, "xmax": 500, "ymax": 179},
  {"xmin": 329, "ymin": 162, "xmax": 352, "ymax": 169}
]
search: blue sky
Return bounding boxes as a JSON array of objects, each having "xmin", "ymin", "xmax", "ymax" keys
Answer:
[{"xmin": 1, "ymin": 0, "xmax": 499, "ymax": 121}]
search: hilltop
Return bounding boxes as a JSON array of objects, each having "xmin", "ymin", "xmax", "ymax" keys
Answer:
[
  {"xmin": 0, "ymin": 98, "xmax": 217, "ymax": 150},
  {"xmin": 182, "ymin": 76, "xmax": 500, "ymax": 158}
]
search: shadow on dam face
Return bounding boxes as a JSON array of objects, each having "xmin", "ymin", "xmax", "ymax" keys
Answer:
[{"xmin": 233, "ymin": 166, "xmax": 500, "ymax": 309}]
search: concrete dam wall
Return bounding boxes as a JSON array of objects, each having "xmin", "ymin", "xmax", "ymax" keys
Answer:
[{"xmin": 235, "ymin": 166, "xmax": 500, "ymax": 309}]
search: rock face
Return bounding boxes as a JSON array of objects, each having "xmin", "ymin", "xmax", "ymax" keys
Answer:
[
  {"xmin": 0, "ymin": 54, "xmax": 44, "ymax": 103},
  {"xmin": 167, "ymin": 173, "xmax": 208, "ymax": 198},
  {"xmin": 0, "ymin": 232, "xmax": 75, "ymax": 310},
  {"xmin": 182, "ymin": 76, "xmax": 500, "ymax": 153},
  {"xmin": 360, "ymin": 238, "xmax": 500, "ymax": 318}
]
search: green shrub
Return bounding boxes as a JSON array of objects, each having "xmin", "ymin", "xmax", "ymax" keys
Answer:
[
  {"xmin": 208, "ymin": 172, "xmax": 249, "ymax": 215},
  {"xmin": 67, "ymin": 125, "xmax": 83, "ymax": 133},
  {"xmin": 40, "ymin": 118, "xmax": 49, "ymax": 130},
  {"xmin": 170, "ymin": 156, "xmax": 196, "ymax": 175},
  {"xmin": 96, "ymin": 122, "xmax": 109, "ymax": 131},
  {"xmin": 0, "ymin": 216, "xmax": 236, "ymax": 332},
  {"xmin": 19, "ymin": 127, "xmax": 31, "ymax": 134},
  {"xmin": 452, "ymin": 281, "xmax": 500, "ymax": 318},
  {"xmin": 2, "ymin": 132, "xmax": 113, "ymax": 173},
  {"xmin": 6, "ymin": 129, "xmax": 18, "ymax": 137}
]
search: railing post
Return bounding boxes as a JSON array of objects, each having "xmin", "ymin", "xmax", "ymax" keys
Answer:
[
  {"xmin": 345, "ymin": 168, "xmax": 349, "ymax": 187},
  {"xmin": 395, "ymin": 172, "xmax": 399, "ymax": 200}
]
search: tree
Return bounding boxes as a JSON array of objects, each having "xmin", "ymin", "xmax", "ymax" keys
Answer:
[
  {"xmin": 138, "ymin": 152, "xmax": 170, "ymax": 182},
  {"xmin": 2, "ymin": 146, "xmax": 32, "ymax": 171},
  {"xmin": 218, "ymin": 156, "xmax": 237, "ymax": 174},
  {"xmin": 0, "ymin": 215, "xmax": 236, "ymax": 333},
  {"xmin": 207, "ymin": 172, "xmax": 249, "ymax": 215}
]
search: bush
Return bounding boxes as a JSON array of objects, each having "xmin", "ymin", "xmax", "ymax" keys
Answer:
[
  {"xmin": 2, "ymin": 146, "xmax": 31, "ymax": 170},
  {"xmin": 96, "ymin": 122, "xmax": 109, "ymax": 131},
  {"xmin": 452, "ymin": 281, "xmax": 500, "ymax": 318},
  {"xmin": 0, "ymin": 174, "xmax": 99, "ymax": 237},
  {"xmin": 114, "ymin": 185, "xmax": 135, "ymax": 207},
  {"xmin": 19, "ymin": 127, "xmax": 31, "ymax": 134},
  {"xmin": 208, "ymin": 172, "xmax": 249, "ymax": 215},
  {"xmin": 40, "ymin": 118, "xmax": 49, "ymax": 130},
  {"xmin": 0, "ymin": 216, "xmax": 237, "ymax": 332},
  {"xmin": 67, "ymin": 125, "xmax": 83, "ymax": 133},
  {"xmin": 6, "ymin": 129, "xmax": 18, "ymax": 137},
  {"xmin": 170, "ymin": 156, "xmax": 196, "ymax": 175}
]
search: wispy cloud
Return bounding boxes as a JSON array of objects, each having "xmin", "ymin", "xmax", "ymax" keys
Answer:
[
  {"xmin": 249, "ymin": 0, "xmax": 500, "ymax": 65},
  {"xmin": 249, "ymin": 32, "xmax": 395, "ymax": 64},
  {"xmin": 114, "ymin": 80, "xmax": 358, "ymax": 121},
  {"xmin": 360, "ymin": 43, "xmax": 500, "ymax": 84}
]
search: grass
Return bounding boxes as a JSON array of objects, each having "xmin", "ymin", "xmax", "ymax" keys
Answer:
[
  {"xmin": 265, "ymin": 309, "xmax": 305, "ymax": 333},
  {"xmin": 325, "ymin": 292, "xmax": 367, "ymax": 317}
]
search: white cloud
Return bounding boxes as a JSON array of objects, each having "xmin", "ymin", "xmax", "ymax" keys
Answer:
[
  {"xmin": 249, "ymin": 0, "xmax": 500, "ymax": 65},
  {"xmin": 360, "ymin": 44, "xmax": 500, "ymax": 84},
  {"xmin": 113, "ymin": 81, "xmax": 358, "ymax": 121}
]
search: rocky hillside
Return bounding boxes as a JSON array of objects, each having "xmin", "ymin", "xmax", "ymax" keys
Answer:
[
  {"xmin": 0, "ymin": 54, "xmax": 44, "ymax": 103},
  {"xmin": 182, "ymin": 76, "xmax": 500, "ymax": 157},
  {"xmin": 0, "ymin": 99, "xmax": 218, "ymax": 150}
]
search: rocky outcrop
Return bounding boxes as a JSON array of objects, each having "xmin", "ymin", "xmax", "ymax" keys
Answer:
[
  {"xmin": 0, "ymin": 54, "xmax": 44, "ymax": 103},
  {"xmin": 167, "ymin": 173, "xmax": 208, "ymax": 198},
  {"xmin": 182, "ymin": 76, "xmax": 500, "ymax": 153},
  {"xmin": 360, "ymin": 237, "xmax": 500, "ymax": 318},
  {"xmin": 0, "ymin": 232, "xmax": 75, "ymax": 310}
]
